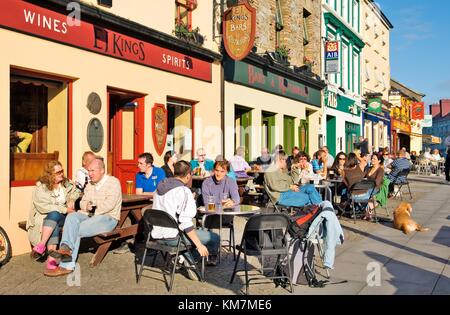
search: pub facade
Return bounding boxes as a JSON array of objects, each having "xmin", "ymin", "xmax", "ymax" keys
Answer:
[{"xmin": 1, "ymin": 0, "xmax": 221, "ymax": 255}]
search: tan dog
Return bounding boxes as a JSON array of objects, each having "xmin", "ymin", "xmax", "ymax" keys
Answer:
[{"xmin": 393, "ymin": 202, "xmax": 429, "ymax": 234}]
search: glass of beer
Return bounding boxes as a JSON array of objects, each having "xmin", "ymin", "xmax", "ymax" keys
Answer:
[
  {"xmin": 207, "ymin": 196, "xmax": 216, "ymax": 212},
  {"xmin": 126, "ymin": 180, "xmax": 134, "ymax": 195},
  {"xmin": 221, "ymin": 193, "xmax": 229, "ymax": 207}
]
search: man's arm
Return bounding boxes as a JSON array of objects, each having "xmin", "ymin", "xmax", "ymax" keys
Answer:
[{"xmin": 95, "ymin": 179, "xmax": 122, "ymax": 215}]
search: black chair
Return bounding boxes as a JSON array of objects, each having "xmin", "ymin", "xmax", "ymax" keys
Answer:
[
  {"xmin": 230, "ymin": 213, "xmax": 293, "ymax": 295},
  {"xmin": 347, "ymin": 179, "xmax": 377, "ymax": 224},
  {"xmin": 137, "ymin": 207, "xmax": 205, "ymax": 292},
  {"xmin": 201, "ymin": 213, "xmax": 236, "ymax": 260},
  {"xmin": 391, "ymin": 168, "xmax": 412, "ymax": 200}
]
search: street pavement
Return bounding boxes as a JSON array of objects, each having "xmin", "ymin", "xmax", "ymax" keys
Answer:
[{"xmin": 0, "ymin": 176, "xmax": 449, "ymax": 295}]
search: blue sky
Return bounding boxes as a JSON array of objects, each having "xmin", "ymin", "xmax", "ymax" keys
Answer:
[{"xmin": 375, "ymin": 0, "xmax": 450, "ymax": 109}]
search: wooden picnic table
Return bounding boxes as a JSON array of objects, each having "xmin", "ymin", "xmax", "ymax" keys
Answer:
[{"xmin": 90, "ymin": 193, "xmax": 152, "ymax": 267}]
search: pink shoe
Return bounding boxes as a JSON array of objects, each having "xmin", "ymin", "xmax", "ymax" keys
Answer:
[
  {"xmin": 32, "ymin": 243, "xmax": 46, "ymax": 256},
  {"xmin": 46, "ymin": 257, "xmax": 58, "ymax": 270}
]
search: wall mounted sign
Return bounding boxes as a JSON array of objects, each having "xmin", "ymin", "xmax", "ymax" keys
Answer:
[
  {"xmin": 0, "ymin": 0, "xmax": 211, "ymax": 81},
  {"xmin": 87, "ymin": 118, "xmax": 104, "ymax": 152},
  {"xmin": 222, "ymin": 0, "xmax": 256, "ymax": 61},
  {"xmin": 422, "ymin": 115, "xmax": 432, "ymax": 128},
  {"xmin": 87, "ymin": 92, "xmax": 102, "ymax": 115},
  {"xmin": 411, "ymin": 102, "xmax": 425, "ymax": 120},
  {"xmin": 325, "ymin": 41, "xmax": 340, "ymax": 74},
  {"xmin": 367, "ymin": 97, "xmax": 382, "ymax": 113},
  {"xmin": 152, "ymin": 103, "xmax": 168, "ymax": 156}
]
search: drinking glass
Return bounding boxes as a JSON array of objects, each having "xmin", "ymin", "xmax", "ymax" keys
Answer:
[{"xmin": 207, "ymin": 196, "xmax": 216, "ymax": 212}]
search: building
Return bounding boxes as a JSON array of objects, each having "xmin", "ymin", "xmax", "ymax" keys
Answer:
[
  {"xmin": 423, "ymin": 99, "xmax": 450, "ymax": 154},
  {"xmin": 223, "ymin": 0, "xmax": 325, "ymax": 160},
  {"xmin": 322, "ymin": 0, "xmax": 365, "ymax": 156},
  {"xmin": 389, "ymin": 79, "xmax": 425, "ymax": 154},
  {"xmin": 361, "ymin": 0, "xmax": 393, "ymax": 152},
  {"xmin": 1, "ymin": 0, "xmax": 222, "ymax": 255}
]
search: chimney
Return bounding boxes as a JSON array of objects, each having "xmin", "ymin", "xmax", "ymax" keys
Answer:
[
  {"xmin": 430, "ymin": 104, "xmax": 441, "ymax": 117},
  {"xmin": 440, "ymin": 99, "xmax": 450, "ymax": 117}
]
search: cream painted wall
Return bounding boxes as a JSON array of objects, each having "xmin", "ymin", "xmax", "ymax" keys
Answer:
[
  {"xmin": 323, "ymin": 107, "xmax": 362, "ymax": 153},
  {"xmin": 361, "ymin": 0, "xmax": 391, "ymax": 100},
  {"xmin": 224, "ymin": 81, "xmax": 320, "ymax": 160},
  {"xmin": 80, "ymin": 0, "xmax": 218, "ymax": 53},
  {"xmin": 47, "ymin": 84, "xmax": 68, "ymax": 171},
  {"xmin": 0, "ymin": 28, "xmax": 220, "ymax": 255},
  {"xmin": 411, "ymin": 124, "xmax": 423, "ymax": 154}
]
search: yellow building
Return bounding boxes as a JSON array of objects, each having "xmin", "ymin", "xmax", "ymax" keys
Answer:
[{"xmin": 1, "ymin": 0, "xmax": 221, "ymax": 256}]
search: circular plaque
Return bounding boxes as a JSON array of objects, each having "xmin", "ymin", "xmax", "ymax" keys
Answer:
[
  {"xmin": 87, "ymin": 92, "xmax": 102, "ymax": 115},
  {"xmin": 87, "ymin": 118, "xmax": 104, "ymax": 153}
]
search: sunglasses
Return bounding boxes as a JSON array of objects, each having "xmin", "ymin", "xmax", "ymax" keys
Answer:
[
  {"xmin": 54, "ymin": 169, "xmax": 64, "ymax": 175},
  {"xmin": 339, "ymin": 158, "xmax": 346, "ymax": 160}
]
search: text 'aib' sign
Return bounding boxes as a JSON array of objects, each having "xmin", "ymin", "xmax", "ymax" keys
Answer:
[{"xmin": 325, "ymin": 41, "xmax": 340, "ymax": 74}]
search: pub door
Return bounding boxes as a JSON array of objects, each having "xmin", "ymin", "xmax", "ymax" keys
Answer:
[{"xmin": 108, "ymin": 89, "xmax": 144, "ymax": 193}]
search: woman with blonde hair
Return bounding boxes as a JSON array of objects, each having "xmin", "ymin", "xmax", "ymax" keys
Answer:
[{"xmin": 27, "ymin": 160, "xmax": 80, "ymax": 270}]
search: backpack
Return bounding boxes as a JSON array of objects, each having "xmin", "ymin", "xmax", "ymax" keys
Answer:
[{"xmin": 287, "ymin": 204, "xmax": 321, "ymax": 239}]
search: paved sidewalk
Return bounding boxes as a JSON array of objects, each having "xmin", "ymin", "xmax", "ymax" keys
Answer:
[{"xmin": 0, "ymin": 180, "xmax": 449, "ymax": 295}]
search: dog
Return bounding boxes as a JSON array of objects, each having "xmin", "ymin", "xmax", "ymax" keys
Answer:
[{"xmin": 393, "ymin": 202, "xmax": 429, "ymax": 234}]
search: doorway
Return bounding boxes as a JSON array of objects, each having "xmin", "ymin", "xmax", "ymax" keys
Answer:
[
  {"xmin": 326, "ymin": 115, "xmax": 336, "ymax": 156},
  {"xmin": 108, "ymin": 89, "xmax": 145, "ymax": 193}
]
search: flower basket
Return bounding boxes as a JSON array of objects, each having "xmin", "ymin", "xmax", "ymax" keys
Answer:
[{"xmin": 174, "ymin": 23, "xmax": 205, "ymax": 46}]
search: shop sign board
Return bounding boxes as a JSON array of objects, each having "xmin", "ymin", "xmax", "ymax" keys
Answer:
[
  {"xmin": 367, "ymin": 97, "xmax": 382, "ymax": 113},
  {"xmin": 411, "ymin": 102, "xmax": 425, "ymax": 120},
  {"xmin": 422, "ymin": 115, "xmax": 433, "ymax": 128},
  {"xmin": 152, "ymin": 104, "xmax": 168, "ymax": 156},
  {"xmin": 222, "ymin": 0, "xmax": 256, "ymax": 61},
  {"xmin": 0, "ymin": 0, "xmax": 212, "ymax": 81},
  {"xmin": 325, "ymin": 41, "xmax": 340, "ymax": 74}
]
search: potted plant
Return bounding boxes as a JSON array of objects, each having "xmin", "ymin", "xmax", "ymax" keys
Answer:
[
  {"xmin": 173, "ymin": 22, "xmax": 205, "ymax": 46},
  {"xmin": 275, "ymin": 45, "xmax": 291, "ymax": 65},
  {"xmin": 303, "ymin": 56, "xmax": 316, "ymax": 71}
]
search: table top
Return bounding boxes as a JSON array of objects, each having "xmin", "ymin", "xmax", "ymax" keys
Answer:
[
  {"xmin": 122, "ymin": 194, "xmax": 153, "ymax": 203},
  {"xmin": 327, "ymin": 178, "xmax": 343, "ymax": 183},
  {"xmin": 192, "ymin": 175, "xmax": 210, "ymax": 181},
  {"xmin": 198, "ymin": 204, "xmax": 260, "ymax": 215}
]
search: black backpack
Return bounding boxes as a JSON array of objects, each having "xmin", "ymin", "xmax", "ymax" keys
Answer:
[{"xmin": 287, "ymin": 204, "xmax": 321, "ymax": 239}]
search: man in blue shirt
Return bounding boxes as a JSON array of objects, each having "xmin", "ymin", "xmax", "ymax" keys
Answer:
[
  {"xmin": 190, "ymin": 148, "xmax": 214, "ymax": 176},
  {"xmin": 136, "ymin": 152, "xmax": 166, "ymax": 196},
  {"xmin": 311, "ymin": 149, "xmax": 328, "ymax": 178}
]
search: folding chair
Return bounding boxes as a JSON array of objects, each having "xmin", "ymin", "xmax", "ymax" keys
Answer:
[
  {"xmin": 347, "ymin": 179, "xmax": 377, "ymax": 224},
  {"xmin": 306, "ymin": 216, "xmax": 330, "ymax": 278},
  {"xmin": 263, "ymin": 182, "xmax": 291, "ymax": 214},
  {"xmin": 137, "ymin": 207, "xmax": 205, "ymax": 292},
  {"xmin": 391, "ymin": 168, "xmax": 412, "ymax": 200},
  {"xmin": 230, "ymin": 213, "xmax": 293, "ymax": 295}
]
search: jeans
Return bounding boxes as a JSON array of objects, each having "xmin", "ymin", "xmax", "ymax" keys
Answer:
[
  {"xmin": 351, "ymin": 188, "xmax": 379, "ymax": 202},
  {"xmin": 43, "ymin": 211, "xmax": 66, "ymax": 246},
  {"xmin": 278, "ymin": 184, "xmax": 323, "ymax": 207},
  {"xmin": 159, "ymin": 229, "xmax": 220, "ymax": 264},
  {"xmin": 59, "ymin": 212, "xmax": 118, "ymax": 270}
]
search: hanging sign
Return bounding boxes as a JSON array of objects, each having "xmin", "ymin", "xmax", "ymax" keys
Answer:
[
  {"xmin": 222, "ymin": 0, "xmax": 256, "ymax": 61},
  {"xmin": 152, "ymin": 104, "xmax": 168, "ymax": 156},
  {"xmin": 325, "ymin": 41, "xmax": 340, "ymax": 74},
  {"xmin": 367, "ymin": 97, "xmax": 382, "ymax": 113},
  {"xmin": 422, "ymin": 115, "xmax": 433, "ymax": 128},
  {"xmin": 411, "ymin": 102, "xmax": 425, "ymax": 120}
]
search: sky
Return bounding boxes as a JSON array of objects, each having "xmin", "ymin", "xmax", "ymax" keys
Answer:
[{"xmin": 375, "ymin": 0, "xmax": 450, "ymax": 109}]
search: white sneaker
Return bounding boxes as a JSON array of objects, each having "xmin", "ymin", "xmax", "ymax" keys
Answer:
[{"xmin": 178, "ymin": 255, "xmax": 199, "ymax": 281}]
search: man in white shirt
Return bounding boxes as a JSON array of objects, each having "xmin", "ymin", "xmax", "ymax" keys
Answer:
[
  {"xmin": 75, "ymin": 151, "xmax": 95, "ymax": 191},
  {"xmin": 152, "ymin": 160, "xmax": 219, "ymax": 279}
]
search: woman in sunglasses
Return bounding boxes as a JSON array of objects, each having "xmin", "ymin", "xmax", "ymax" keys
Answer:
[
  {"xmin": 27, "ymin": 160, "xmax": 80, "ymax": 270},
  {"xmin": 330, "ymin": 152, "xmax": 347, "ymax": 178}
]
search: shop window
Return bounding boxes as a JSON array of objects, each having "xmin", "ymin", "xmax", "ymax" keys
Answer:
[
  {"xmin": 235, "ymin": 106, "xmax": 252, "ymax": 161},
  {"xmin": 10, "ymin": 72, "xmax": 68, "ymax": 184},
  {"xmin": 167, "ymin": 98, "xmax": 193, "ymax": 161},
  {"xmin": 175, "ymin": 0, "xmax": 197, "ymax": 30}
]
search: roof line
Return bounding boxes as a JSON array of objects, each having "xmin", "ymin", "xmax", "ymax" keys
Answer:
[{"xmin": 367, "ymin": 0, "xmax": 394, "ymax": 29}]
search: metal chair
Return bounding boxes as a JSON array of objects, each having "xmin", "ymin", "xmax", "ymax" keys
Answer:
[
  {"xmin": 201, "ymin": 213, "xmax": 236, "ymax": 260},
  {"xmin": 391, "ymin": 168, "xmax": 412, "ymax": 200},
  {"xmin": 230, "ymin": 213, "xmax": 293, "ymax": 295},
  {"xmin": 306, "ymin": 216, "xmax": 330, "ymax": 278},
  {"xmin": 347, "ymin": 179, "xmax": 377, "ymax": 224},
  {"xmin": 263, "ymin": 182, "xmax": 292, "ymax": 214},
  {"xmin": 137, "ymin": 207, "xmax": 205, "ymax": 291}
]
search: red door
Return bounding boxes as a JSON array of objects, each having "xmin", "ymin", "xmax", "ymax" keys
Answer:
[{"xmin": 108, "ymin": 90, "xmax": 144, "ymax": 193}]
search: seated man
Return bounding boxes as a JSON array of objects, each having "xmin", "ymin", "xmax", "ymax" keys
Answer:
[
  {"xmin": 229, "ymin": 146, "xmax": 251, "ymax": 178},
  {"xmin": 45, "ymin": 158, "xmax": 121, "ymax": 276},
  {"xmin": 321, "ymin": 146, "xmax": 335, "ymax": 168},
  {"xmin": 136, "ymin": 152, "xmax": 166, "ymax": 196},
  {"xmin": 202, "ymin": 159, "xmax": 240, "ymax": 209},
  {"xmin": 265, "ymin": 151, "xmax": 322, "ymax": 208},
  {"xmin": 152, "ymin": 161, "xmax": 220, "ymax": 278},
  {"xmin": 256, "ymin": 147, "xmax": 272, "ymax": 169},
  {"xmin": 386, "ymin": 150, "xmax": 411, "ymax": 194},
  {"xmin": 10, "ymin": 130, "xmax": 33, "ymax": 153},
  {"xmin": 190, "ymin": 147, "xmax": 214, "ymax": 176},
  {"xmin": 286, "ymin": 146, "xmax": 300, "ymax": 172},
  {"xmin": 75, "ymin": 151, "xmax": 96, "ymax": 192}
]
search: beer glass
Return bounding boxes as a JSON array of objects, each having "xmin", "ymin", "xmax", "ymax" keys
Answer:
[
  {"xmin": 207, "ymin": 196, "xmax": 216, "ymax": 212},
  {"xmin": 126, "ymin": 180, "xmax": 134, "ymax": 195}
]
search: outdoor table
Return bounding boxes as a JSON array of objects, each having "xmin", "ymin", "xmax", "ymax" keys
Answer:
[
  {"xmin": 327, "ymin": 178, "xmax": 344, "ymax": 204},
  {"xmin": 197, "ymin": 204, "xmax": 260, "ymax": 263},
  {"xmin": 90, "ymin": 194, "xmax": 152, "ymax": 267}
]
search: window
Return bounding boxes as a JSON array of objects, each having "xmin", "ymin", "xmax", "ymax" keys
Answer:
[
  {"xmin": 303, "ymin": 9, "xmax": 311, "ymax": 46},
  {"xmin": 10, "ymin": 71, "xmax": 69, "ymax": 183},
  {"xmin": 352, "ymin": 0, "xmax": 359, "ymax": 31},
  {"xmin": 353, "ymin": 52, "xmax": 359, "ymax": 93},
  {"xmin": 342, "ymin": 42, "xmax": 349, "ymax": 90},
  {"xmin": 175, "ymin": 0, "xmax": 197, "ymax": 29},
  {"xmin": 167, "ymin": 97, "xmax": 194, "ymax": 161},
  {"xmin": 342, "ymin": 0, "xmax": 348, "ymax": 24}
]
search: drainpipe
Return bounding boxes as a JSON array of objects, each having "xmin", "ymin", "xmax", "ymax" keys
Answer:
[{"xmin": 220, "ymin": 0, "xmax": 226, "ymax": 156}]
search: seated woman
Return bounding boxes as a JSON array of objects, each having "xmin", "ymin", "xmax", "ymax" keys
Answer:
[
  {"xmin": 202, "ymin": 159, "xmax": 240, "ymax": 208},
  {"xmin": 27, "ymin": 160, "xmax": 80, "ymax": 270},
  {"xmin": 290, "ymin": 151, "xmax": 313, "ymax": 185},
  {"xmin": 229, "ymin": 146, "xmax": 251, "ymax": 178},
  {"xmin": 339, "ymin": 153, "xmax": 367, "ymax": 212},
  {"xmin": 161, "ymin": 151, "xmax": 178, "ymax": 178},
  {"xmin": 329, "ymin": 152, "xmax": 347, "ymax": 178},
  {"xmin": 364, "ymin": 153, "xmax": 385, "ymax": 220}
]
